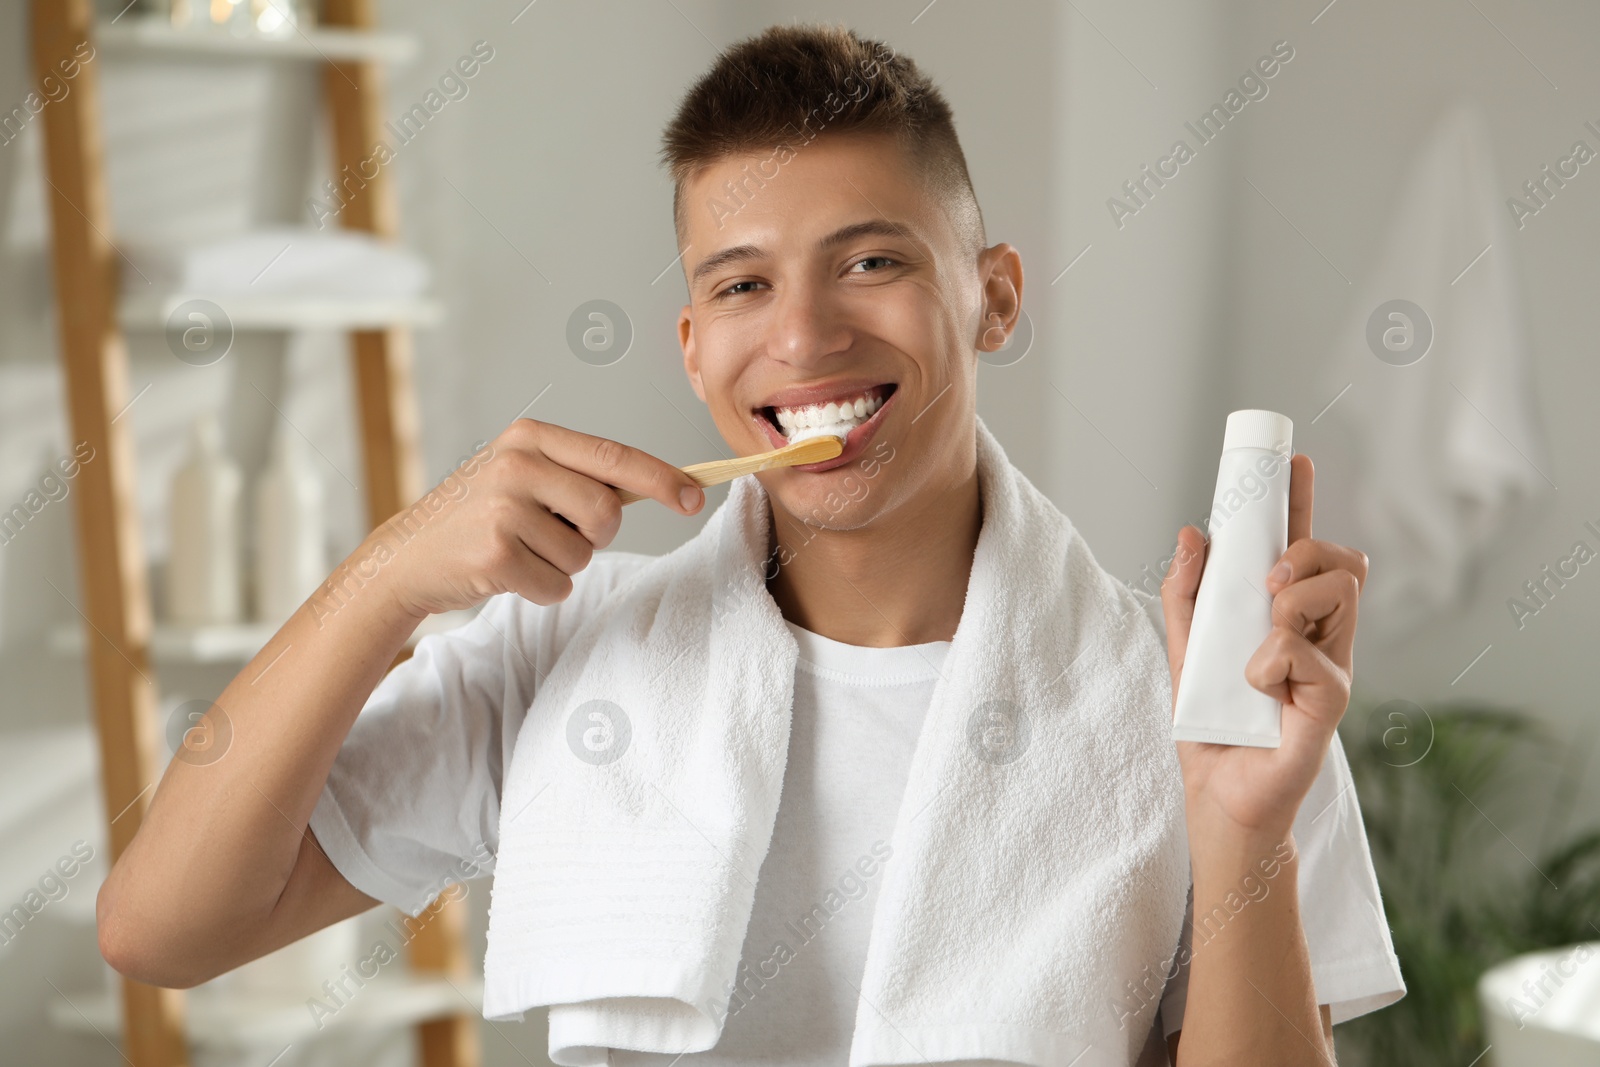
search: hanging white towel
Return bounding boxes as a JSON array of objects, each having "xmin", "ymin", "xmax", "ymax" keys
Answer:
[
  {"xmin": 1313, "ymin": 102, "xmax": 1550, "ymax": 637},
  {"xmin": 481, "ymin": 418, "xmax": 1190, "ymax": 1067}
]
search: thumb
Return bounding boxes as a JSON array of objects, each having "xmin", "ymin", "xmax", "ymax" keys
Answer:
[{"xmin": 1159, "ymin": 525, "xmax": 1208, "ymax": 707}]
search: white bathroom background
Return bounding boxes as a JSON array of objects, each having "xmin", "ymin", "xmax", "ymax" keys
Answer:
[{"xmin": 0, "ymin": 1, "xmax": 1595, "ymax": 1065}]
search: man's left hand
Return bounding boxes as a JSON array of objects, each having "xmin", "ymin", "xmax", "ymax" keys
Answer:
[{"xmin": 1159, "ymin": 454, "xmax": 1369, "ymax": 840}]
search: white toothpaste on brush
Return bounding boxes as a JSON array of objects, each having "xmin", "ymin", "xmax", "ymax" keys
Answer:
[
  {"xmin": 787, "ymin": 424, "xmax": 849, "ymax": 444},
  {"xmin": 1171, "ymin": 409, "xmax": 1293, "ymax": 748}
]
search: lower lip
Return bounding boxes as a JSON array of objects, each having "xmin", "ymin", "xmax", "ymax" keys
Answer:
[{"xmin": 755, "ymin": 391, "xmax": 897, "ymax": 473}]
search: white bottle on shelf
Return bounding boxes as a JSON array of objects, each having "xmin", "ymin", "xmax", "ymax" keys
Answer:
[
  {"xmin": 253, "ymin": 427, "xmax": 325, "ymax": 624},
  {"xmin": 166, "ymin": 415, "xmax": 243, "ymax": 626}
]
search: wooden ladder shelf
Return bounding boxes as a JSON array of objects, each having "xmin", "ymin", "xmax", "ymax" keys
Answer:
[{"xmin": 30, "ymin": 1, "xmax": 478, "ymax": 1064}]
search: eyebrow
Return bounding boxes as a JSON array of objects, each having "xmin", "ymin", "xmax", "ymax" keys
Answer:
[{"xmin": 689, "ymin": 219, "xmax": 921, "ymax": 287}]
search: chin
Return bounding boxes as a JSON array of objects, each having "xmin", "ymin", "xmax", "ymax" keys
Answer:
[{"xmin": 759, "ymin": 457, "xmax": 903, "ymax": 534}]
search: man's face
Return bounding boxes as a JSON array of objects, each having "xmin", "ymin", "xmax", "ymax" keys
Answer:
[{"xmin": 677, "ymin": 132, "xmax": 1015, "ymax": 531}]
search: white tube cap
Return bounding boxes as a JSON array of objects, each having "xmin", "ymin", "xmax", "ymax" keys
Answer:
[{"xmin": 1222, "ymin": 409, "xmax": 1293, "ymax": 454}]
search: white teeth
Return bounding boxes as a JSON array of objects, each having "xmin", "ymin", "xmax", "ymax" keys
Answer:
[{"xmin": 768, "ymin": 388, "xmax": 888, "ymax": 440}]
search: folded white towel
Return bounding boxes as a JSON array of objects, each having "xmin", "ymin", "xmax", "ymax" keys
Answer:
[
  {"xmin": 482, "ymin": 418, "xmax": 1189, "ymax": 1067},
  {"xmin": 119, "ymin": 226, "xmax": 430, "ymax": 300}
]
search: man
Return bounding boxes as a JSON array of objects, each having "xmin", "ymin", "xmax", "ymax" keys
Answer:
[{"xmin": 97, "ymin": 23, "xmax": 1403, "ymax": 1066}]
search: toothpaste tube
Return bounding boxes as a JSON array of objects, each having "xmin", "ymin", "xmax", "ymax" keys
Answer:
[{"xmin": 1171, "ymin": 409, "xmax": 1293, "ymax": 748}]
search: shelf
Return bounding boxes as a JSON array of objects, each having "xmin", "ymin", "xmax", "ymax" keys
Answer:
[
  {"xmin": 0, "ymin": 725, "xmax": 101, "ymax": 912},
  {"xmin": 50, "ymin": 608, "xmax": 478, "ymax": 664},
  {"xmin": 118, "ymin": 292, "xmax": 443, "ymax": 332},
  {"xmin": 39, "ymin": 1, "xmax": 476, "ymax": 1062},
  {"xmin": 95, "ymin": 17, "xmax": 420, "ymax": 64},
  {"xmin": 0, "ymin": 725, "xmax": 94, "ymax": 838},
  {"xmin": 49, "ymin": 971, "xmax": 483, "ymax": 1048}
]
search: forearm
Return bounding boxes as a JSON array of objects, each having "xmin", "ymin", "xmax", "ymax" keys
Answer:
[
  {"xmin": 1175, "ymin": 820, "xmax": 1332, "ymax": 1066},
  {"xmin": 98, "ymin": 525, "xmax": 425, "ymax": 979}
]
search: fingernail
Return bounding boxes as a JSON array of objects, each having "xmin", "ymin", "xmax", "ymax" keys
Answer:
[
  {"xmin": 680, "ymin": 485, "xmax": 704, "ymax": 512},
  {"xmin": 1269, "ymin": 561, "xmax": 1291, "ymax": 584}
]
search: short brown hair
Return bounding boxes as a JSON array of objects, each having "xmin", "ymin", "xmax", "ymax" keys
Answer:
[{"xmin": 660, "ymin": 23, "xmax": 985, "ymax": 257}]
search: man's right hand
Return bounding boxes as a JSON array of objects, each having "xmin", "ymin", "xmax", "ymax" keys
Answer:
[{"xmin": 371, "ymin": 418, "xmax": 707, "ymax": 619}]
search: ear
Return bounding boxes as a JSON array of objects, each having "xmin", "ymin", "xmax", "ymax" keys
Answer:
[
  {"xmin": 973, "ymin": 242, "xmax": 1024, "ymax": 352},
  {"xmin": 679, "ymin": 305, "xmax": 706, "ymax": 402}
]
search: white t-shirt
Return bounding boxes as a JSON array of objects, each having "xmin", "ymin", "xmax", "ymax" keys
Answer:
[{"xmin": 309, "ymin": 552, "xmax": 1405, "ymax": 1065}]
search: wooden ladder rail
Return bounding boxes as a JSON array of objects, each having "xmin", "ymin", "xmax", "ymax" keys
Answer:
[
  {"xmin": 321, "ymin": 2, "xmax": 479, "ymax": 1065},
  {"xmin": 31, "ymin": 1, "xmax": 188, "ymax": 1064}
]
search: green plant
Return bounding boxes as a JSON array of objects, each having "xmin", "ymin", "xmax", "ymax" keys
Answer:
[{"xmin": 1337, "ymin": 699, "xmax": 1600, "ymax": 1067}]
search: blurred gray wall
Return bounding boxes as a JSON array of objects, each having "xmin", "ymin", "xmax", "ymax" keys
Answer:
[{"xmin": 1221, "ymin": 0, "xmax": 1600, "ymax": 820}]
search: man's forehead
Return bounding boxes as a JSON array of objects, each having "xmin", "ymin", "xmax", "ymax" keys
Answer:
[
  {"xmin": 685, "ymin": 129, "xmax": 913, "ymax": 191},
  {"xmin": 680, "ymin": 134, "xmax": 923, "ymax": 223}
]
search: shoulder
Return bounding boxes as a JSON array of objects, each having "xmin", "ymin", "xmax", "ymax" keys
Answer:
[
  {"xmin": 571, "ymin": 549, "xmax": 660, "ymax": 602},
  {"xmin": 409, "ymin": 550, "xmax": 660, "ymax": 678},
  {"xmin": 1004, "ymin": 459, "xmax": 1161, "ymax": 641},
  {"xmin": 480, "ymin": 548, "xmax": 659, "ymax": 637},
  {"xmin": 1053, "ymin": 509, "xmax": 1166, "ymax": 656},
  {"xmin": 1014, "ymin": 460, "xmax": 1164, "ymax": 644}
]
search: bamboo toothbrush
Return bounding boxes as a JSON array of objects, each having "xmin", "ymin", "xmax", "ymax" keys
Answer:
[{"xmin": 616, "ymin": 433, "xmax": 844, "ymax": 505}]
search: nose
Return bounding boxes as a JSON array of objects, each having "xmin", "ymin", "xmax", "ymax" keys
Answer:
[{"xmin": 766, "ymin": 273, "xmax": 852, "ymax": 371}]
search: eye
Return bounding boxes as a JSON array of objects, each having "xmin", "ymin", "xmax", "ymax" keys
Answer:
[
  {"xmin": 850, "ymin": 255, "xmax": 897, "ymax": 273},
  {"xmin": 713, "ymin": 279, "xmax": 766, "ymax": 300}
]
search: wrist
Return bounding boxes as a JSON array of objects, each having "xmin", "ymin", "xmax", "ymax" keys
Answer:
[
  {"xmin": 1187, "ymin": 811, "xmax": 1299, "ymax": 886},
  {"xmin": 338, "ymin": 523, "xmax": 429, "ymax": 626},
  {"xmin": 1183, "ymin": 782, "xmax": 1297, "ymax": 844}
]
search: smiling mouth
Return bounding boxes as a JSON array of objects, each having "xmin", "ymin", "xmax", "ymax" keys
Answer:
[{"xmin": 760, "ymin": 384, "xmax": 896, "ymax": 442}]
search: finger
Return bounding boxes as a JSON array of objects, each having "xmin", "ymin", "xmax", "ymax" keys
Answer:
[
  {"xmin": 1287, "ymin": 453, "xmax": 1314, "ymax": 545},
  {"xmin": 514, "ymin": 419, "xmax": 704, "ymax": 515},
  {"xmin": 526, "ymin": 459, "xmax": 627, "ymax": 547},
  {"xmin": 495, "ymin": 543, "xmax": 576, "ymax": 606},
  {"xmin": 1266, "ymin": 536, "xmax": 1370, "ymax": 595},
  {"xmin": 513, "ymin": 503, "xmax": 597, "ymax": 576},
  {"xmin": 1159, "ymin": 525, "xmax": 1208, "ymax": 702},
  {"xmin": 1268, "ymin": 568, "xmax": 1361, "ymax": 670},
  {"xmin": 1244, "ymin": 626, "xmax": 1350, "ymax": 733}
]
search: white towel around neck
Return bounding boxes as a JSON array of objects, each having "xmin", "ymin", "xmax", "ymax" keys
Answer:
[{"xmin": 482, "ymin": 418, "xmax": 1189, "ymax": 1067}]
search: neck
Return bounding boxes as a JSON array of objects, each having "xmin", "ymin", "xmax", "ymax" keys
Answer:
[{"xmin": 766, "ymin": 463, "xmax": 982, "ymax": 647}]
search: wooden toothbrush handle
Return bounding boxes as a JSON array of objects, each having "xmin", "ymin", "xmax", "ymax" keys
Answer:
[
  {"xmin": 615, "ymin": 458, "xmax": 762, "ymax": 504},
  {"xmin": 614, "ymin": 437, "xmax": 842, "ymax": 505}
]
